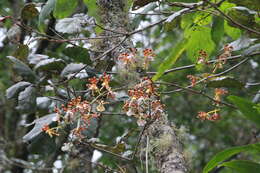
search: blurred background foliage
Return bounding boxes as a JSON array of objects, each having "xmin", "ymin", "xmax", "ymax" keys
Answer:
[{"xmin": 0, "ymin": 0, "xmax": 259, "ymax": 172}]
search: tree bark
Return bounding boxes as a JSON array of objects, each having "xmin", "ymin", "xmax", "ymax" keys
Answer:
[{"xmin": 95, "ymin": 0, "xmax": 188, "ymax": 172}]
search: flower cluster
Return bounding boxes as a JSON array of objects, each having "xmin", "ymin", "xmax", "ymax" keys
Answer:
[
  {"xmin": 87, "ymin": 73, "xmax": 114, "ymax": 97},
  {"xmin": 213, "ymin": 44, "xmax": 233, "ymax": 73},
  {"xmin": 122, "ymin": 77, "xmax": 164, "ymax": 126},
  {"xmin": 143, "ymin": 48, "xmax": 156, "ymax": 69},
  {"xmin": 117, "ymin": 48, "xmax": 156, "ymax": 71},
  {"xmin": 42, "ymin": 73, "xmax": 114, "ymax": 138},
  {"xmin": 197, "ymin": 88, "xmax": 228, "ymax": 121},
  {"xmin": 187, "ymin": 75, "xmax": 199, "ymax": 87},
  {"xmin": 197, "ymin": 50, "xmax": 208, "ymax": 65},
  {"xmin": 197, "ymin": 109, "xmax": 221, "ymax": 121},
  {"xmin": 214, "ymin": 88, "xmax": 228, "ymax": 106}
]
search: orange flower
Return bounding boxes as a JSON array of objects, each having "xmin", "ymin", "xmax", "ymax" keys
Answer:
[
  {"xmin": 187, "ymin": 75, "xmax": 198, "ymax": 87},
  {"xmin": 101, "ymin": 73, "xmax": 111, "ymax": 90},
  {"xmin": 214, "ymin": 88, "xmax": 228, "ymax": 105},
  {"xmin": 87, "ymin": 77, "xmax": 99, "ymax": 91},
  {"xmin": 42, "ymin": 125, "xmax": 59, "ymax": 137}
]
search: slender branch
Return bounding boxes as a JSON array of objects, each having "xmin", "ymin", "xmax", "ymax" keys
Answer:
[
  {"xmin": 158, "ymin": 81, "xmax": 236, "ymax": 109},
  {"xmin": 171, "ymin": 57, "xmax": 251, "ymax": 93}
]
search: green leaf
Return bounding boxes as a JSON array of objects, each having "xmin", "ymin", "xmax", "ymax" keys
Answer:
[
  {"xmin": 228, "ymin": 95, "xmax": 260, "ymax": 128},
  {"xmin": 12, "ymin": 44, "xmax": 29, "ymax": 60},
  {"xmin": 16, "ymin": 85, "xmax": 37, "ymax": 114},
  {"xmin": 211, "ymin": 16, "xmax": 224, "ymax": 46},
  {"xmin": 7, "ymin": 56, "xmax": 36, "ymax": 81},
  {"xmin": 34, "ymin": 58, "xmax": 66, "ymax": 72},
  {"xmin": 220, "ymin": 160, "xmax": 260, "ymax": 173},
  {"xmin": 63, "ymin": 46, "xmax": 91, "ymax": 64},
  {"xmin": 83, "ymin": 0, "xmax": 98, "ymax": 19},
  {"xmin": 207, "ymin": 76, "xmax": 244, "ymax": 89},
  {"xmin": 152, "ymin": 39, "xmax": 187, "ymax": 81},
  {"xmin": 6, "ymin": 81, "xmax": 31, "ymax": 99},
  {"xmin": 224, "ymin": 21, "xmax": 241, "ymax": 40},
  {"xmin": 184, "ymin": 26, "xmax": 215, "ymax": 61},
  {"xmin": 193, "ymin": 12, "xmax": 212, "ymax": 26},
  {"xmin": 39, "ymin": 0, "xmax": 56, "ymax": 24},
  {"xmin": 21, "ymin": 3, "xmax": 39, "ymax": 20},
  {"xmin": 54, "ymin": 0, "xmax": 77, "ymax": 19},
  {"xmin": 203, "ymin": 143, "xmax": 260, "ymax": 173}
]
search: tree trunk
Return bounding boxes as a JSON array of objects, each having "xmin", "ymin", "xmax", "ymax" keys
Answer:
[{"xmin": 95, "ymin": 0, "xmax": 188, "ymax": 172}]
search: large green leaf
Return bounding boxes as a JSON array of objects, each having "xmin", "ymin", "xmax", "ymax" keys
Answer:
[
  {"xmin": 54, "ymin": 0, "xmax": 78, "ymax": 19},
  {"xmin": 224, "ymin": 21, "xmax": 241, "ymax": 40},
  {"xmin": 16, "ymin": 85, "xmax": 37, "ymax": 114},
  {"xmin": 7, "ymin": 56, "xmax": 37, "ymax": 82},
  {"xmin": 152, "ymin": 39, "xmax": 187, "ymax": 81},
  {"xmin": 203, "ymin": 143, "xmax": 260, "ymax": 173},
  {"xmin": 211, "ymin": 16, "xmax": 224, "ymax": 46},
  {"xmin": 220, "ymin": 160, "xmax": 260, "ymax": 173},
  {"xmin": 6, "ymin": 81, "xmax": 31, "ymax": 99},
  {"xmin": 39, "ymin": 0, "xmax": 56, "ymax": 24},
  {"xmin": 228, "ymin": 95, "xmax": 260, "ymax": 128},
  {"xmin": 184, "ymin": 26, "xmax": 215, "ymax": 61}
]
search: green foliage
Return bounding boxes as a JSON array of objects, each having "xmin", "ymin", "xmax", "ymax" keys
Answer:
[
  {"xmin": 219, "ymin": 160, "xmax": 260, "ymax": 173},
  {"xmin": 184, "ymin": 26, "xmax": 215, "ymax": 61},
  {"xmin": 228, "ymin": 96, "xmax": 260, "ymax": 128},
  {"xmin": 211, "ymin": 16, "xmax": 224, "ymax": 46},
  {"xmin": 152, "ymin": 39, "xmax": 187, "ymax": 81},
  {"xmin": 54, "ymin": 0, "xmax": 78, "ymax": 19},
  {"xmin": 63, "ymin": 46, "xmax": 91, "ymax": 64},
  {"xmin": 1, "ymin": 0, "xmax": 260, "ymax": 172},
  {"xmin": 7, "ymin": 56, "xmax": 37, "ymax": 82},
  {"xmin": 224, "ymin": 21, "xmax": 241, "ymax": 40},
  {"xmin": 203, "ymin": 143, "xmax": 260, "ymax": 173}
]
